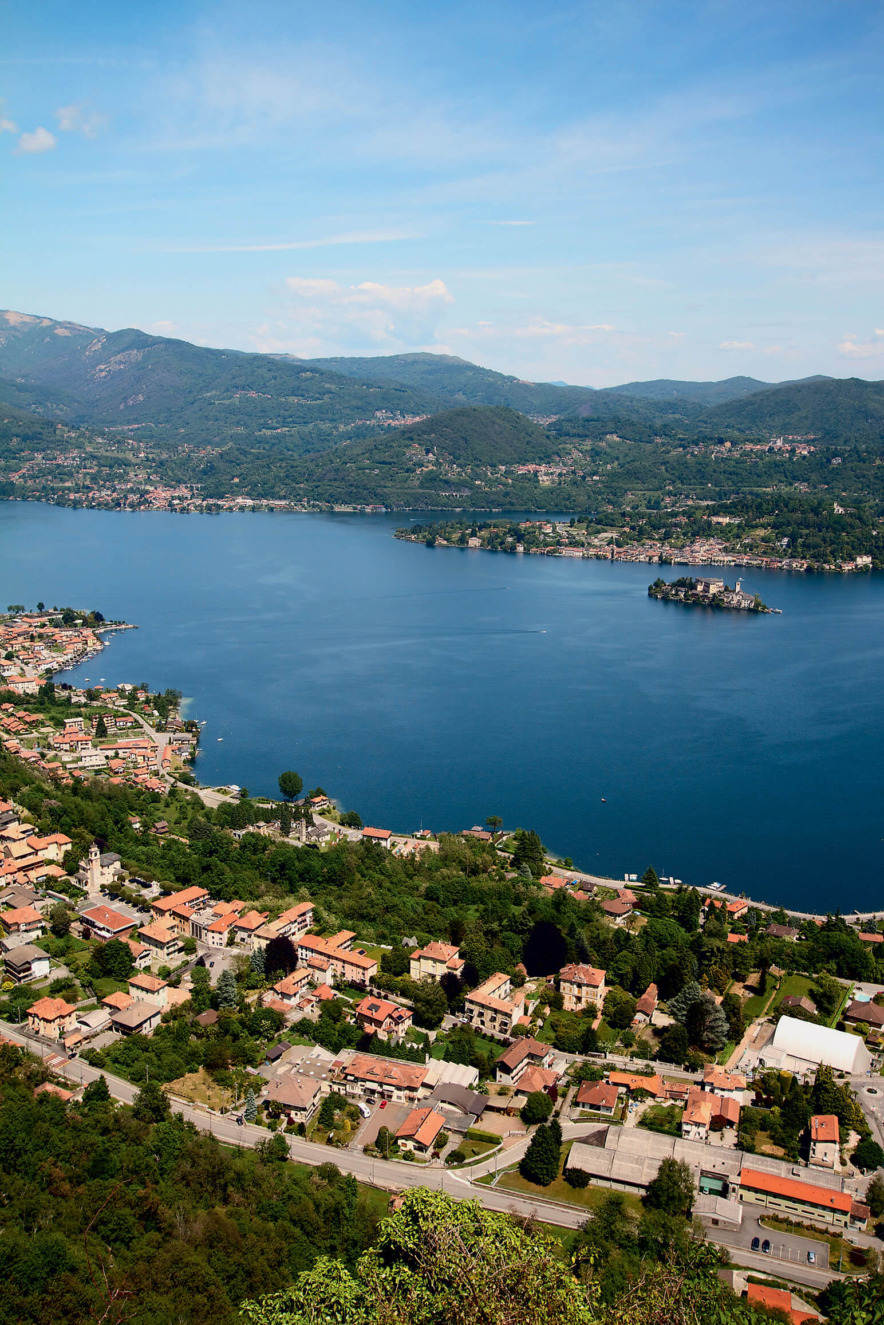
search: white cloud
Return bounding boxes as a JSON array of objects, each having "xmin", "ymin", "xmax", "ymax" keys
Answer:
[
  {"xmin": 720, "ymin": 340, "xmax": 754, "ymax": 350},
  {"xmin": 250, "ymin": 276, "xmax": 455, "ymax": 354},
  {"xmin": 55, "ymin": 102, "xmax": 107, "ymax": 137},
  {"xmin": 165, "ymin": 229, "xmax": 415, "ymax": 254},
  {"xmin": 17, "ymin": 126, "xmax": 56, "ymax": 154},
  {"xmin": 837, "ymin": 331, "xmax": 884, "ymax": 359},
  {"xmin": 509, "ymin": 317, "xmax": 615, "ymax": 345}
]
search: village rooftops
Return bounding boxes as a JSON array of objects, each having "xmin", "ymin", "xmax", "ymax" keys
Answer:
[
  {"xmin": 495, "ymin": 1037, "xmax": 549, "ymax": 1074},
  {"xmin": 607, "ymin": 1071, "xmax": 663, "ymax": 1097},
  {"xmin": 138, "ymin": 921, "xmax": 180, "ymax": 944},
  {"xmin": 102, "ymin": 991, "xmax": 134, "ymax": 1012},
  {"xmin": 683, "ymin": 1090, "xmax": 714, "ymax": 1128},
  {"xmin": 264, "ymin": 1075, "xmax": 320, "ymax": 1111},
  {"xmin": 81, "ymin": 903, "xmax": 135, "ymax": 932},
  {"xmin": 0, "ymin": 904, "xmax": 42, "ymax": 927}
]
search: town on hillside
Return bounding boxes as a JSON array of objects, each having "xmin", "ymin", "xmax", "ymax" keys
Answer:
[{"xmin": 4, "ymin": 609, "xmax": 884, "ymax": 1304}]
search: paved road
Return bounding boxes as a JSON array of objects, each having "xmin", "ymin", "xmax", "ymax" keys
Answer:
[{"xmin": 1, "ymin": 1022, "xmax": 590, "ymax": 1229}]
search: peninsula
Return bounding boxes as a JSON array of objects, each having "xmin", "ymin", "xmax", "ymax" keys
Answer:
[{"xmin": 648, "ymin": 575, "xmax": 775, "ymax": 613}]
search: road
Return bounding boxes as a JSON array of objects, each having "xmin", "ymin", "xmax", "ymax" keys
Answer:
[{"xmin": 1, "ymin": 1022, "xmax": 589, "ymax": 1229}]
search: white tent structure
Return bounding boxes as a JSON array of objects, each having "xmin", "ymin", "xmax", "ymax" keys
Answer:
[{"xmin": 767, "ymin": 1015, "xmax": 872, "ymax": 1075}]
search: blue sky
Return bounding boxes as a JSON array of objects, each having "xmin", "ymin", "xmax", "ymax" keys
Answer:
[{"xmin": 3, "ymin": 0, "xmax": 883, "ymax": 385}]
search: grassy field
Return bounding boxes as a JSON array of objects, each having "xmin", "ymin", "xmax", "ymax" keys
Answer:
[
  {"xmin": 167, "ymin": 1067, "xmax": 235, "ymax": 1110},
  {"xmin": 495, "ymin": 1141, "xmax": 644, "ymax": 1217},
  {"xmin": 453, "ymin": 1136, "xmax": 496, "ymax": 1162},
  {"xmin": 772, "ymin": 974, "xmax": 816, "ymax": 1011}
]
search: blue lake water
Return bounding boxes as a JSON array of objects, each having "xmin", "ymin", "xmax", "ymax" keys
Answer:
[{"xmin": 1, "ymin": 501, "xmax": 882, "ymax": 910}]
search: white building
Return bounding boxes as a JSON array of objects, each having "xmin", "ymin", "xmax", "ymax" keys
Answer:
[{"xmin": 763, "ymin": 1016, "xmax": 872, "ymax": 1076}]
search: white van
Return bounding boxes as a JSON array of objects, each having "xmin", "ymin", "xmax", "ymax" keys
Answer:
[{"xmin": 357, "ymin": 1101, "xmax": 372, "ymax": 1119}]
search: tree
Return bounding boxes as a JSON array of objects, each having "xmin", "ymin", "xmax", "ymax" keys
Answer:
[
  {"xmin": 853, "ymin": 1139, "xmax": 884, "ymax": 1172},
  {"xmin": 278, "ymin": 771, "xmax": 303, "ymax": 802},
  {"xmin": 485, "ymin": 816, "xmax": 503, "ymax": 833},
  {"xmin": 133, "ymin": 1080, "xmax": 170, "ymax": 1123},
  {"xmin": 721, "ymin": 991, "xmax": 745, "ymax": 1044},
  {"xmin": 82, "ymin": 1074, "xmax": 110, "ymax": 1105},
  {"xmin": 667, "ymin": 981, "xmax": 702, "ymax": 1024},
  {"xmin": 216, "ymin": 968, "xmax": 238, "ymax": 1009},
  {"xmin": 520, "ymin": 1091, "xmax": 554, "ymax": 1125},
  {"xmin": 511, "ymin": 829, "xmax": 545, "ymax": 878},
  {"xmin": 685, "ymin": 993, "xmax": 728, "ymax": 1052},
  {"xmin": 318, "ymin": 1092, "xmax": 345, "ymax": 1130},
  {"xmin": 644, "ymin": 1157, "xmax": 694, "ymax": 1216},
  {"xmin": 264, "ymin": 935, "xmax": 298, "ymax": 978},
  {"xmin": 279, "ymin": 804, "xmax": 292, "ymax": 836},
  {"xmin": 641, "ymin": 866, "xmax": 659, "ymax": 891},
  {"xmin": 409, "ymin": 979, "xmax": 447, "ymax": 1029},
  {"xmin": 866, "ymin": 1175, "xmax": 884, "ymax": 1218},
  {"xmin": 602, "ymin": 986, "xmax": 637, "ymax": 1030},
  {"xmin": 811, "ymin": 973, "xmax": 843, "ymax": 1018},
  {"xmin": 519, "ymin": 1122, "xmax": 561, "ymax": 1187},
  {"xmin": 339, "ymin": 810, "xmax": 363, "ymax": 828},
  {"xmin": 657, "ymin": 1023, "xmax": 690, "ymax": 1064},
  {"xmin": 95, "ymin": 715, "xmax": 108, "ymax": 738},
  {"xmin": 241, "ymin": 1188, "xmax": 595, "ymax": 1325},
  {"xmin": 102, "ymin": 938, "xmax": 134, "ymax": 981},
  {"xmin": 243, "ymin": 1088, "xmax": 258, "ymax": 1123},
  {"xmin": 48, "ymin": 901, "xmax": 71, "ymax": 938},
  {"xmin": 250, "ymin": 948, "xmax": 266, "ymax": 977}
]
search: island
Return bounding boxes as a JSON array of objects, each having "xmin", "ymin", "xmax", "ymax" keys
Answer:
[{"xmin": 648, "ymin": 574, "xmax": 776, "ymax": 613}]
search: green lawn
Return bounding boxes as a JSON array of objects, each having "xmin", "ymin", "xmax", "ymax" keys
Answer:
[
  {"xmin": 497, "ymin": 1166, "xmax": 643, "ymax": 1217},
  {"xmin": 453, "ymin": 1137, "xmax": 496, "ymax": 1162},
  {"xmin": 772, "ymin": 974, "xmax": 816, "ymax": 1011}
]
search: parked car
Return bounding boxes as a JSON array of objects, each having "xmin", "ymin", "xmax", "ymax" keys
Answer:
[
  {"xmin": 751, "ymin": 1237, "xmax": 760, "ymax": 1251},
  {"xmin": 807, "ymin": 1250, "xmax": 816, "ymax": 1265},
  {"xmin": 761, "ymin": 1240, "xmax": 771, "ymax": 1255},
  {"xmin": 379, "ymin": 1100, "xmax": 387, "ymax": 1109}
]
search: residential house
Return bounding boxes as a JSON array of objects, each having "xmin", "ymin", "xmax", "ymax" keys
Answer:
[
  {"xmin": 3, "ymin": 943, "xmax": 51, "ymax": 984},
  {"xmin": 512, "ymin": 1063, "xmax": 561, "ymax": 1103},
  {"xmin": 632, "ymin": 983, "xmax": 658, "ymax": 1025},
  {"xmin": 559, "ymin": 963, "xmax": 607, "ymax": 1013},
  {"xmin": 353, "ymin": 995, "xmax": 413, "ymax": 1043},
  {"xmin": 845, "ymin": 1000, "xmax": 884, "ymax": 1031},
  {"xmin": 727, "ymin": 932, "xmax": 749, "ymax": 944},
  {"xmin": 337, "ymin": 1054, "xmax": 427, "ymax": 1104},
  {"xmin": 702, "ymin": 1066, "xmax": 747, "ymax": 1099},
  {"xmin": 396, "ymin": 1106, "xmax": 446, "ymax": 1155},
  {"xmin": 111, "ymin": 1002, "xmax": 163, "ymax": 1037},
  {"xmin": 726, "ymin": 900, "xmax": 749, "ymax": 920},
  {"xmin": 128, "ymin": 973, "xmax": 168, "ymax": 1006},
  {"xmin": 273, "ymin": 970, "xmax": 314, "ymax": 1005},
  {"xmin": 767, "ymin": 923, "xmax": 799, "ymax": 941},
  {"xmin": 361, "ymin": 827, "xmax": 393, "ymax": 848},
  {"xmin": 858, "ymin": 932, "xmax": 884, "ymax": 947},
  {"xmin": 575, "ymin": 1081, "xmax": 620, "ymax": 1116},
  {"xmin": 125, "ymin": 937, "xmax": 152, "ymax": 970},
  {"xmin": 231, "ymin": 909, "xmax": 270, "ymax": 947},
  {"xmin": 494, "ymin": 1037, "xmax": 555, "ymax": 1086},
  {"xmin": 425, "ymin": 1082, "xmax": 488, "ymax": 1127},
  {"xmin": 80, "ymin": 903, "xmax": 136, "ymax": 943},
  {"xmin": 464, "ymin": 972, "xmax": 525, "ymax": 1036},
  {"xmin": 0, "ymin": 904, "xmax": 44, "ymax": 946},
  {"xmin": 151, "ymin": 886, "xmax": 210, "ymax": 924},
  {"xmin": 27, "ymin": 996, "xmax": 77, "ymax": 1039},
  {"xmin": 263, "ymin": 1073, "xmax": 321, "ymax": 1124},
  {"xmin": 681, "ymin": 1088, "xmax": 715, "ymax": 1141},
  {"xmin": 607, "ymin": 1071, "xmax": 664, "ymax": 1099},
  {"xmin": 599, "ymin": 898, "xmax": 633, "ymax": 924},
  {"xmin": 137, "ymin": 921, "xmax": 183, "ymax": 962},
  {"xmin": 745, "ymin": 1284, "xmax": 819, "ymax": 1325},
  {"xmin": 102, "ymin": 991, "xmax": 134, "ymax": 1014},
  {"xmin": 409, "ymin": 941, "xmax": 465, "ymax": 983},
  {"xmin": 275, "ymin": 902, "xmax": 315, "ymax": 939},
  {"xmin": 780, "ymin": 995, "xmax": 817, "ymax": 1017},
  {"xmin": 296, "ymin": 932, "xmax": 378, "ymax": 987},
  {"xmin": 809, "ymin": 1114, "xmax": 840, "ymax": 1169}
]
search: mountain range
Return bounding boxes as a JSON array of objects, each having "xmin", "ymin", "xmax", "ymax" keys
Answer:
[{"xmin": 1, "ymin": 309, "xmax": 883, "ymax": 463}]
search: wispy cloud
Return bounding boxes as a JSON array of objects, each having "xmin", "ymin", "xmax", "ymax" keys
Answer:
[
  {"xmin": 17, "ymin": 126, "xmax": 56, "ymax": 154},
  {"xmin": 163, "ymin": 229, "xmax": 416, "ymax": 254},
  {"xmin": 0, "ymin": 100, "xmax": 16, "ymax": 134},
  {"xmin": 720, "ymin": 340, "xmax": 754, "ymax": 350},
  {"xmin": 56, "ymin": 102, "xmax": 108, "ymax": 137}
]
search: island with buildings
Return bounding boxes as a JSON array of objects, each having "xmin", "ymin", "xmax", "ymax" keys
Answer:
[{"xmin": 648, "ymin": 575, "xmax": 775, "ymax": 613}]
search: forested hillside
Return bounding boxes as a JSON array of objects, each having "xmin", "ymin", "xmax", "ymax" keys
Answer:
[{"xmin": 300, "ymin": 350, "xmax": 595, "ymax": 413}]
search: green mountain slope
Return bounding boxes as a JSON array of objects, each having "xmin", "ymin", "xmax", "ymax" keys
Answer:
[
  {"xmin": 0, "ymin": 311, "xmax": 437, "ymax": 451},
  {"xmin": 601, "ymin": 375, "xmax": 773, "ymax": 405},
  {"xmin": 704, "ymin": 376, "xmax": 884, "ymax": 442},
  {"xmin": 299, "ymin": 351, "xmax": 595, "ymax": 414}
]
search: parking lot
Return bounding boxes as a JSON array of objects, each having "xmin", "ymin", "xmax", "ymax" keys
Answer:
[{"xmin": 353, "ymin": 1101, "xmax": 411, "ymax": 1149}]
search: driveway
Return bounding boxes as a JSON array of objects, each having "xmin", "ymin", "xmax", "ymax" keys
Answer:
[{"xmin": 356, "ymin": 1103, "xmax": 411, "ymax": 1150}]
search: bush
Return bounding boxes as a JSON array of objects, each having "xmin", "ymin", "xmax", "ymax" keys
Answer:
[
  {"xmin": 520, "ymin": 1090, "xmax": 553, "ymax": 1125},
  {"xmin": 564, "ymin": 1167, "xmax": 590, "ymax": 1188},
  {"xmin": 446, "ymin": 1149, "xmax": 467, "ymax": 1165}
]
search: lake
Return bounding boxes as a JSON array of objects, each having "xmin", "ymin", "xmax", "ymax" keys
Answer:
[{"xmin": 1, "ymin": 501, "xmax": 881, "ymax": 910}]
